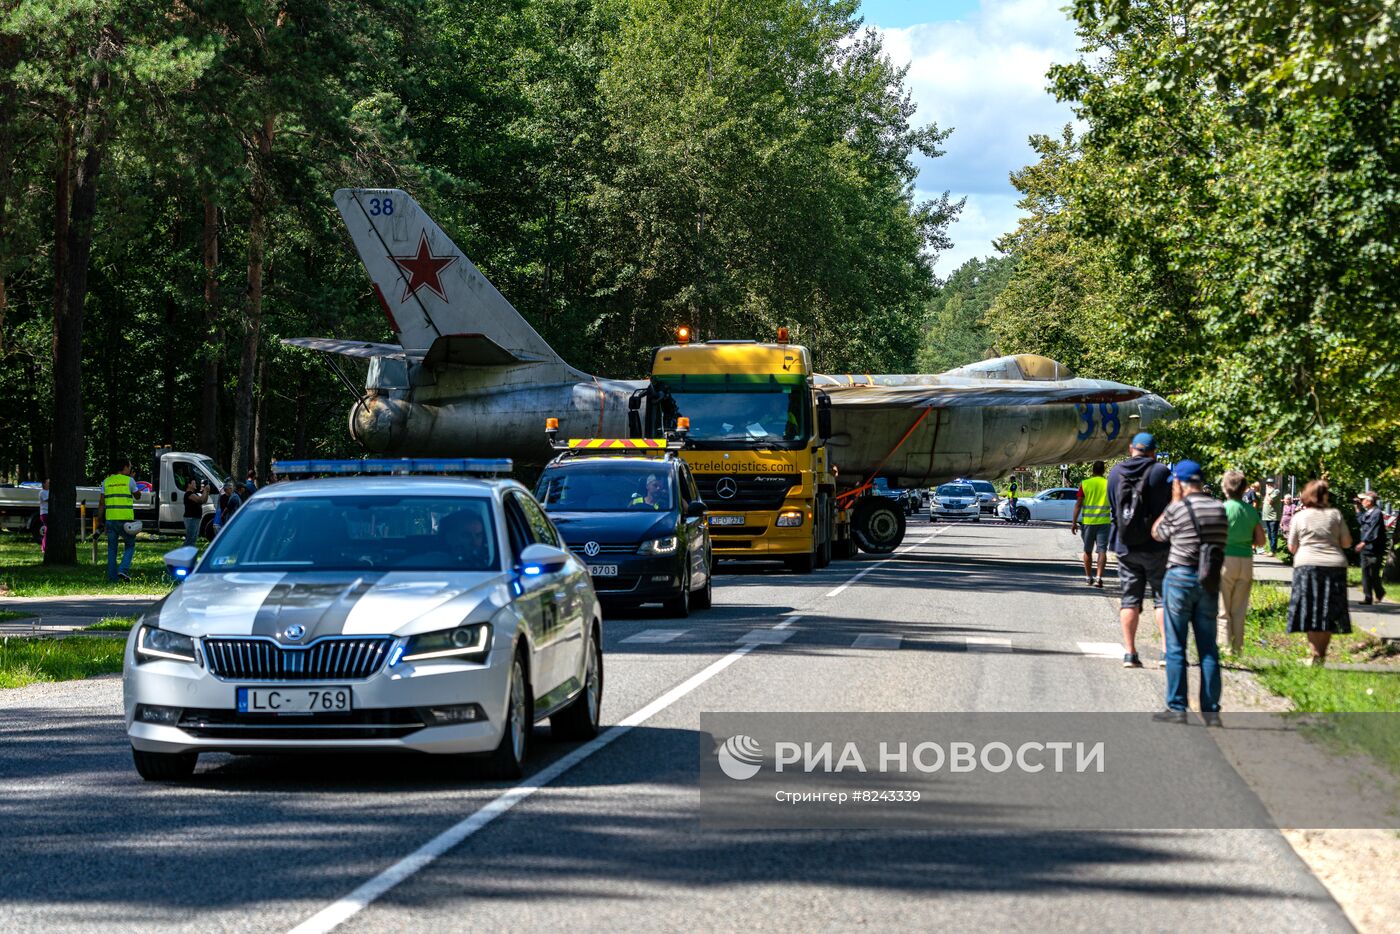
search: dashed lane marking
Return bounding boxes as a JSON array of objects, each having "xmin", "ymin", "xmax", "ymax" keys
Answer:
[
  {"xmin": 619, "ymin": 629, "xmax": 688, "ymax": 644},
  {"xmin": 851, "ymin": 633, "xmax": 902, "ymax": 649},
  {"xmin": 1077, "ymin": 641, "xmax": 1125, "ymax": 659},
  {"xmin": 824, "ymin": 531, "xmax": 943, "ymax": 598},
  {"xmin": 738, "ymin": 628, "xmax": 796, "ymax": 644},
  {"xmin": 965, "ymin": 636, "xmax": 1013, "ymax": 652}
]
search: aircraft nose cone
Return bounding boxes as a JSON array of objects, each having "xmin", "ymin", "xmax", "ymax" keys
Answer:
[{"xmin": 1135, "ymin": 392, "xmax": 1175, "ymax": 429}]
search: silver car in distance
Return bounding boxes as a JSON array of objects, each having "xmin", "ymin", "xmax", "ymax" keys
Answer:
[{"xmin": 123, "ymin": 460, "xmax": 603, "ymax": 782}]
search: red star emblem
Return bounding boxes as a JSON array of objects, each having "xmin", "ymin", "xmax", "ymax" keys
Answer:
[{"xmin": 390, "ymin": 231, "xmax": 458, "ymax": 303}]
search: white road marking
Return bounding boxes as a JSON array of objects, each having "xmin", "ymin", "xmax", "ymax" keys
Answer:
[
  {"xmin": 773, "ymin": 615, "xmax": 802, "ymax": 631},
  {"xmin": 851, "ymin": 633, "xmax": 902, "ymax": 649},
  {"xmin": 965, "ymin": 636, "xmax": 1012, "ymax": 652},
  {"xmin": 823, "ymin": 531, "xmax": 941, "ymax": 598},
  {"xmin": 738, "ymin": 629, "xmax": 795, "ymax": 644},
  {"xmin": 620, "ymin": 629, "xmax": 688, "ymax": 644},
  {"xmin": 286, "ymin": 641, "xmax": 761, "ymax": 934},
  {"xmin": 1077, "ymin": 641, "xmax": 1125, "ymax": 659}
]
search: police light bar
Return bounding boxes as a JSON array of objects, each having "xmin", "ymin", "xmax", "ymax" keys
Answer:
[{"xmin": 272, "ymin": 458, "xmax": 513, "ymax": 477}]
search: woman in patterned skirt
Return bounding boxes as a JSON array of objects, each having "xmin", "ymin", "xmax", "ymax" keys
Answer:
[{"xmin": 1286, "ymin": 480, "xmax": 1352, "ymax": 666}]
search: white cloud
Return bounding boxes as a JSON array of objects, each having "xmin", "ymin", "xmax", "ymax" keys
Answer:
[{"xmin": 874, "ymin": 0, "xmax": 1082, "ymax": 273}]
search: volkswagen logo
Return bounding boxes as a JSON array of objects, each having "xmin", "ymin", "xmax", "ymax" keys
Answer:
[
  {"xmin": 583, "ymin": 541, "xmax": 601, "ymax": 557},
  {"xmin": 284, "ymin": 624, "xmax": 306, "ymax": 640},
  {"xmin": 715, "ymin": 477, "xmax": 739, "ymax": 499}
]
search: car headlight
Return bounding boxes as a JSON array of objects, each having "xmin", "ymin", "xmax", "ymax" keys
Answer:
[
  {"xmin": 775, "ymin": 510, "xmax": 804, "ymax": 527},
  {"xmin": 638, "ymin": 536, "xmax": 678, "ymax": 555},
  {"xmin": 136, "ymin": 625, "xmax": 198, "ymax": 664},
  {"xmin": 397, "ymin": 623, "xmax": 492, "ymax": 663}
]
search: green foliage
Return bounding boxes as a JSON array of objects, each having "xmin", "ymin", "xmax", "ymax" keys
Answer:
[
  {"xmin": 83, "ymin": 616, "xmax": 137, "ymax": 631},
  {"xmin": 990, "ymin": 1, "xmax": 1400, "ymax": 494},
  {"xmin": 916, "ymin": 255, "xmax": 1013, "ymax": 373}
]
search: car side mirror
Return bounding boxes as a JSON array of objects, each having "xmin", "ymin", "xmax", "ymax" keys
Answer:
[
  {"xmin": 817, "ymin": 391, "xmax": 832, "ymax": 441},
  {"xmin": 164, "ymin": 545, "xmax": 198, "ymax": 582},
  {"xmin": 686, "ymin": 500, "xmax": 707, "ymax": 518},
  {"xmin": 519, "ymin": 542, "xmax": 570, "ymax": 576}
]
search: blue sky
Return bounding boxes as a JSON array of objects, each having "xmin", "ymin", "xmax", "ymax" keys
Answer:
[{"xmin": 859, "ymin": 0, "xmax": 1082, "ymax": 274}]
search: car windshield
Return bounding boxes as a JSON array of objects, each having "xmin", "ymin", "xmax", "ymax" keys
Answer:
[
  {"xmin": 650, "ymin": 375, "xmax": 809, "ymax": 448},
  {"xmin": 199, "ymin": 494, "xmax": 499, "ymax": 572},
  {"xmin": 968, "ymin": 481, "xmax": 995, "ymax": 494},
  {"xmin": 937, "ymin": 485, "xmax": 975, "ymax": 497},
  {"xmin": 537, "ymin": 462, "xmax": 675, "ymax": 513}
]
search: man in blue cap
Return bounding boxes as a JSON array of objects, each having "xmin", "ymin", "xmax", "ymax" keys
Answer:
[
  {"xmin": 1150, "ymin": 459, "xmax": 1229, "ymax": 724},
  {"xmin": 1106, "ymin": 432, "xmax": 1173, "ymax": 667}
]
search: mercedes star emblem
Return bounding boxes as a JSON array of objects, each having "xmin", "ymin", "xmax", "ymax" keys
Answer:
[
  {"xmin": 583, "ymin": 541, "xmax": 601, "ymax": 557},
  {"xmin": 716, "ymin": 477, "xmax": 739, "ymax": 499}
]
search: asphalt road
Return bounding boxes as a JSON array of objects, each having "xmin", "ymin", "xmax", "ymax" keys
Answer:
[{"xmin": 0, "ymin": 521, "xmax": 1350, "ymax": 933}]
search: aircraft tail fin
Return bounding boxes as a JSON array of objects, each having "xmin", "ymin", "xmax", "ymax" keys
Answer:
[{"xmin": 333, "ymin": 188, "xmax": 567, "ymax": 368}]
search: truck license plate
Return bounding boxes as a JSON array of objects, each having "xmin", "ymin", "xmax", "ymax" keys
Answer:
[
  {"xmin": 709, "ymin": 515, "xmax": 745, "ymax": 526},
  {"xmin": 237, "ymin": 686, "xmax": 351, "ymax": 714},
  {"xmin": 588, "ymin": 564, "xmax": 619, "ymax": 577}
]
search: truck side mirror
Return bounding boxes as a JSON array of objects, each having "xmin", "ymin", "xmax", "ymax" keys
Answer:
[
  {"xmin": 628, "ymin": 388, "xmax": 647, "ymax": 437},
  {"xmin": 817, "ymin": 391, "xmax": 833, "ymax": 441}
]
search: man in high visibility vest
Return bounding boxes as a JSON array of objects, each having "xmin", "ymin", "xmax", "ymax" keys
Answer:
[
  {"xmin": 1072, "ymin": 460, "xmax": 1111, "ymax": 587},
  {"xmin": 98, "ymin": 457, "xmax": 139, "ymax": 582}
]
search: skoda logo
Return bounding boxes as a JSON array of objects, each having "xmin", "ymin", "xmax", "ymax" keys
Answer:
[
  {"xmin": 284, "ymin": 624, "xmax": 306, "ymax": 640},
  {"xmin": 715, "ymin": 477, "xmax": 739, "ymax": 499},
  {"xmin": 583, "ymin": 541, "xmax": 601, "ymax": 557}
]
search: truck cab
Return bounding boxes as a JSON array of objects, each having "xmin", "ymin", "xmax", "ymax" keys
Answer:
[
  {"xmin": 145, "ymin": 448, "xmax": 232, "ymax": 537},
  {"xmin": 633, "ymin": 335, "xmax": 844, "ymax": 572}
]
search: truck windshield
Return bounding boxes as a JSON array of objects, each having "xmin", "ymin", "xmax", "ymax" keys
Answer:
[
  {"xmin": 537, "ymin": 462, "xmax": 675, "ymax": 513},
  {"xmin": 650, "ymin": 375, "xmax": 809, "ymax": 449},
  {"xmin": 199, "ymin": 457, "xmax": 232, "ymax": 488},
  {"xmin": 199, "ymin": 495, "xmax": 499, "ymax": 572}
]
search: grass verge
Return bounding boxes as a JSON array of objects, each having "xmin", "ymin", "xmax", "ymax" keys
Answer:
[
  {"xmin": 0, "ymin": 534, "xmax": 175, "ymax": 597},
  {"xmin": 83, "ymin": 616, "xmax": 137, "ymax": 632},
  {"xmin": 0, "ymin": 635, "xmax": 126, "ymax": 689}
]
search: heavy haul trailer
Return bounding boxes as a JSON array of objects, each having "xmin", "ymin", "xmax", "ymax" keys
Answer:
[{"xmin": 627, "ymin": 331, "xmax": 909, "ymax": 570}]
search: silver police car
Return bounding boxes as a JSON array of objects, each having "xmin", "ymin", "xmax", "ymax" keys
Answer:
[{"xmin": 123, "ymin": 460, "xmax": 603, "ymax": 782}]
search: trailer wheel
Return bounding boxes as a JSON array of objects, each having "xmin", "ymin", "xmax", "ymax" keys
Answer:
[{"xmin": 852, "ymin": 497, "xmax": 906, "ymax": 555}]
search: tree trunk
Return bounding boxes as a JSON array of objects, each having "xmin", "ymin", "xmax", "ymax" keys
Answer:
[
  {"xmin": 198, "ymin": 192, "xmax": 220, "ymax": 458},
  {"xmin": 231, "ymin": 117, "xmax": 274, "ymax": 478},
  {"xmin": 292, "ymin": 368, "xmax": 308, "ymax": 457},
  {"xmin": 46, "ymin": 66, "xmax": 111, "ymax": 566},
  {"xmin": 251, "ymin": 350, "xmax": 268, "ymax": 481}
]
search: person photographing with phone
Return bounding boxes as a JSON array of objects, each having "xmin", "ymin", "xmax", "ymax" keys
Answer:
[
  {"xmin": 1149, "ymin": 460, "xmax": 1229, "ymax": 725},
  {"xmin": 183, "ymin": 479, "xmax": 210, "ymax": 547}
]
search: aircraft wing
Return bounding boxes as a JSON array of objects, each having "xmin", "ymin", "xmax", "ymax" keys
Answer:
[
  {"xmin": 820, "ymin": 381, "xmax": 1146, "ymax": 409},
  {"xmin": 282, "ymin": 337, "xmax": 410, "ymax": 359}
]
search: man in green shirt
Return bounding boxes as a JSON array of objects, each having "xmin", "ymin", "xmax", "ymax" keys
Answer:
[{"xmin": 1218, "ymin": 470, "xmax": 1265, "ymax": 655}]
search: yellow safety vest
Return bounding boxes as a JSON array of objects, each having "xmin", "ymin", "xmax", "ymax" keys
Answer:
[
  {"xmin": 1079, "ymin": 475, "xmax": 1111, "ymax": 525},
  {"xmin": 103, "ymin": 474, "xmax": 135, "ymax": 521}
]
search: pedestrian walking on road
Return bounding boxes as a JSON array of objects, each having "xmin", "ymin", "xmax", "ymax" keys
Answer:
[
  {"xmin": 38, "ymin": 478, "xmax": 49, "ymax": 553},
  {"xmin": 99, "ymin": 458, "xmax": 139, "ymax": 583},
  {"xmin": 1286, "ymin": 480, "xmax": 1352, "ymax": 666},
  {"xmin": 1260, "ymin": 482, "xmax": 1282, "ymax": 553},
  {"xmin": 183, "ymin": 479, "xmax": 208, "ymax": 548},
  {"xmin": 1107, "ymin": 432, "xmax": 1174, "ymax": 669},
  {"xmin": 1356, "ymin": 492, "xmax": 1388, "ymax": 605},
  {"xmin": 1072, "ymin": 461, "xmax": 1111, "ymax": 587},
  {"xmin": 1150, "ymin": 460, "xmax": 1228, "ymax": 724},
  {"xmin": 1218, "ymin": 470, "xmax": 1265, "ymax": 656},
  {"xmin": 1008, "ymin": 477, "xmax": 1019, "ymax": 517}
]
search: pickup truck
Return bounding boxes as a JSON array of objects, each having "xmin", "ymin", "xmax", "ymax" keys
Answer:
[{"xmin": 0, "ymin": 448, "xmax": 229, "ymax": 541}]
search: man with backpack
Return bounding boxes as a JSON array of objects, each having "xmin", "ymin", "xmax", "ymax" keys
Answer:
[
  {"xmin": 1150, "ymin": 460, "xmax": 1229, "ymax": 724},
  {"xmin": 1107, "ymin": 433, "xmax": 1173, "ymax": 668}
]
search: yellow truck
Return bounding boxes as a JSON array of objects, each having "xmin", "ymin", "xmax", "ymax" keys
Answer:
[{"xmin": 628, "ymin": 332, "xmax": 851, "ymax": 572}]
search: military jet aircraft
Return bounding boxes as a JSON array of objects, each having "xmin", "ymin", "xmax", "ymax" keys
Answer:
[{"xmin": 286, "ymin": 188, "xmax": 1172, "ymax": 490}]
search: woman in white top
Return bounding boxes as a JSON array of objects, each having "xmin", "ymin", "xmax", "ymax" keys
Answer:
[{"xmin": 1286, "ymin": 479, "xmax": 1352, "ymax": 666}]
